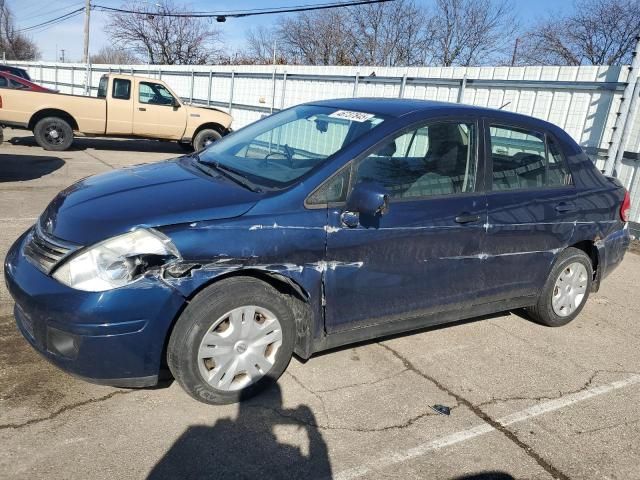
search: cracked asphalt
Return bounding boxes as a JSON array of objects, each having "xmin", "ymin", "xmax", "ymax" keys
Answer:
[{"xmin": 1, "ymin": 128, "xmax": 640, "ymax": 480}]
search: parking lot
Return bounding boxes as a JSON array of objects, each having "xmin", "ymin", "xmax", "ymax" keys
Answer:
[{"xmin": 1, "ymin": 127, "xmax": 639, "ymax": 480}]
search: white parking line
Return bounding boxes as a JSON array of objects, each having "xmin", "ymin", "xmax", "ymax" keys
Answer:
[
  {"xmin": 0, "ymin": 217, "xmax": 37, "ymax": 222},
  {"xmin": 334, "ymin": 374, "xmax": 640, "ymax": 480}
]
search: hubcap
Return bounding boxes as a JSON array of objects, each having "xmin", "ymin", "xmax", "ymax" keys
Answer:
[
  {"xmin": 45, "ymin": 124, "xmax": 63, "ymax": 144},
  {"xmin": 197, "ymin": 306, "xmax": 283, "ymax": 391},
  {"xmin": 552, "ymin": 262, "xmax": 588, "ymax": 317}
]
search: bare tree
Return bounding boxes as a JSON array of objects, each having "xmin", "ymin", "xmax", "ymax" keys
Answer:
[
  {"xmin": 245, "ymin": 26, "xmax": 281, "ymax": 64},
  {"xmin": 90, "ymin": 46, "xmax": 139, "ymax": 64},
  {"xmin": 277, "ymin": 9, "xmax": 355, "ymax": 65},
  {"xmin": 518, "ymin": 0, "xmax": 640, "ymax": 66},
  {"xmin": 348, "ymin": 0, "xmax": 435, "ymax": 66},
  {"xmin": 0, "ymin": 4, "xmax": 39, "ymax": 60},
  {"xmin": 428, "ymin": 0, "xmax": 517, "ymax": 66},
  {"xmin": 258, "ymin": 0, "xmax": 515, "ymax": 67},
  {"xmin": 104, "ymin": 1, "xmax": 223, "ymax": 65}
]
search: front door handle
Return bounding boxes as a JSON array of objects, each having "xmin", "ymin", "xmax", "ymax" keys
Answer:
[
  {"xmin": 455, "ymin": 213, "xmax": 481, "ymax": 224},
  {"xmin": 554, "ymin": 202, "xmax": 575, "ymax": 213},
  {"xmin": 138, "ymin": 107, "xmax": 146, "ymax": 111}
]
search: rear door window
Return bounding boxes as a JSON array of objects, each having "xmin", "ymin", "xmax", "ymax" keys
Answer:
[
  {"xmin": 489, "ymin": 125, "xmax": 572, "ymax": 190},
  {"xmin": 112, "ymin": 79, "xmax": 131, "ymax": 100}
]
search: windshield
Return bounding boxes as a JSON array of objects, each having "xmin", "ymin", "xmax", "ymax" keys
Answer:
[{"xmin": 197, "ymin": 105, "xmax": 386, "ymax": 188}]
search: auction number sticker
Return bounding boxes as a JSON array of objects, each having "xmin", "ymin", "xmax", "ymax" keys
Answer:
[{"xmin": 329, "ymin": 110, "xmax": 375, "ymax": 122}]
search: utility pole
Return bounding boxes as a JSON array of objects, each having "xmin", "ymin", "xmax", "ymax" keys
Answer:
[
  {"xmin": 83, "ymin": 0, "xmax": 91, "ymax": 95},
  {"xmin": 511, "ymin": 37, "xmax": 520, "ymax": 66},
  {"xmin": 82, "ymin": 0, "xmax": 91, "ymax": 64}
]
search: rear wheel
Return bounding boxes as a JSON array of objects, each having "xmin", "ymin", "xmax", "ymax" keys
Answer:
[
  {"xmin": 526, "ymin": 247, "xmax": 593, "ymax": 326},
  {"xmin": 167, "ymin": 277, "xmax": 295, "ymax": 404},
  {"xmin": 192, "ymin": 128, "xmax": 222, "ymax": 152},
  {"xmin": 33, "ymin": 116, "xmax": 74, "ymax": 151}
]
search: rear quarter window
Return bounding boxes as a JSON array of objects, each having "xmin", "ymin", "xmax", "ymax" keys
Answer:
[{"xmin": 97, "ymin": 77, "xmax": 108, "ymax": 99}]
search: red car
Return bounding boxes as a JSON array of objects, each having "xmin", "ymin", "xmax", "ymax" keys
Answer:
[{"xmin": 0, "ymin": 71, "xmax": 53, "ymax": 92}]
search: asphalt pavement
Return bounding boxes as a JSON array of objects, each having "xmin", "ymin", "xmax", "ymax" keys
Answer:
[{"xmin": 1, "ymin": 128, "xmax": 639, "ymax": 480}]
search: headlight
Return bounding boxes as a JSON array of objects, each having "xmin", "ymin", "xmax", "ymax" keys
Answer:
[{"xmin": 53, "ymin": 229, "xmax": 180, "ymax": 292}]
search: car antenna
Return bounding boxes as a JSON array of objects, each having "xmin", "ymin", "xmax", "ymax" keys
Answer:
[{"xmin": 499, "ymin": 101, "xmax": 511, "ymax": 110}]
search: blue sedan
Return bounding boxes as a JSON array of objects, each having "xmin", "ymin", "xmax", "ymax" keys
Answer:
[{"xmin": 4, "ymin": 99, "xmax": 631, "ymax": 404}]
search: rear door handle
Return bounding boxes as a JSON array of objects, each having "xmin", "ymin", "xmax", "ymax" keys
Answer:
[
  {"xmin": 554, "ymin": 202, "xmax": 575, "ymax": 213},
  {"xmin": 138, "ymin": 107, "xmax": 146, "ymax": 111},
  {"xmin": 455, "ymin": 213, "xmax": 481, "ymax": 224}
]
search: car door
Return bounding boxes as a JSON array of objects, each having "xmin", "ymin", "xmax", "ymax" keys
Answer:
[
  {"xmin": 106, "ymin": 77, "xmax": 134, "ymax": 136},
  {"xmin": 133, "ymin": 80, "xmax": 187, "ymax": 139},
  {"xmin": 482, "ymin": 120, "xmax": 576, "ymax": 302},
  {"xmin": 321, "ymin": 118, "xmax": 489, "ymax": 333}
]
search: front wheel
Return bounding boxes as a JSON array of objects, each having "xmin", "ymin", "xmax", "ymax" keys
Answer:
[
  {"xmin": 192, "ymin": 128, "xmax": 222, "ymax": 152},
  {"xmin": 167, "ymin": 277, "xmax": 295, "ymax": 404},
  {"xmin": 33, "ymin": 116, "xmax": 74, "ymax": 151},
  {"xmin": 526, "ymin": 247, "xmax": 593, "ymax": 327}
]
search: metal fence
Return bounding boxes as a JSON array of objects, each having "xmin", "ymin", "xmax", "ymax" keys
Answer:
[{"xmin": 7, "ymin": 61, "xmax": 640, "ymax": 225}]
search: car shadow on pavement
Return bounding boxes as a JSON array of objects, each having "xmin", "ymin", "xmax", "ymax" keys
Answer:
[
  {"xmin": 147, "ymin": 382, "xmax": 332, "ymax": 480},
  {"xmin": 454, "ymin": 474, "xmax": 515, "ymax": 480},
  {"xmin": 8, "ymin": 135, "xmax": 189, "ymax": 154},
  {"xmin": 0, "ymin": 154, "xmax": 65, "ymax": 182}
]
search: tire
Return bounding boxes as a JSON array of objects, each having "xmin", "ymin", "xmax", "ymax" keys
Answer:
[
  {"xmin": 192, "ymin": 128, "xmax": 222, "ymax": 152},
  {"xmin": 167, "ymin": 277, "xmax": 296, "ymax": 405},
  {"xmin": 33, "ymin": 116, "xmax": 74, "ymax": 151},
  {"xmin": 526, "ymin": 247, "xmax": 593, "ymax": 327}
]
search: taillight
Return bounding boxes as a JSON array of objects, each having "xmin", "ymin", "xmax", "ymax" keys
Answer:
[
  {"xmin": 620, "ymin": 189, "xmax": 631, "ymax": 222},
  {"xmin": 0, "ymin": 95, "xmax": 3, "ymax": 108}
]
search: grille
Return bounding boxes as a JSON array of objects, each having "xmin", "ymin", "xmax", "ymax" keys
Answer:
[{"xmin": 24, "ymin": 224, "xmax": 78, "ymax": 274}]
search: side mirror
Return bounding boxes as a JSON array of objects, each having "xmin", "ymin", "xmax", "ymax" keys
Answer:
[
  {"xmin": 346, "ymin": 181, "xmax": 390, "ymax": 217},
  {"xmin": 172, "ymin": 98, "xmax": 181, "ymax": 108}
]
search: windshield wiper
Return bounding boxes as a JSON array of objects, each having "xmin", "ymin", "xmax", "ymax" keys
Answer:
[
  {"xmin": 193, "ymin": 154, "xmax": 263, "ymax": 193},
  {"xmin": 191, "ymin": 156, "xmax": 220, "ymax": 178}
]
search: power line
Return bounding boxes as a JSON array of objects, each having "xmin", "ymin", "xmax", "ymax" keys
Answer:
[
  {"xmin": 16, "ymin": 7, "xmax": 85, "ymax": 33},
  {"xmin": 14, "ymin": 1, "xmax": 84, "ymax": 23},
  {"xmin": 92, "ymin": 0, "xmax": 395, "ymax": 19}
]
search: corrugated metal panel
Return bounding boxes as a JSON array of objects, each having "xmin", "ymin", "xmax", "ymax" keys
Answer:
[{"xmin": 7, "ymin": 61, "xmax": 640, "ymax": 222}]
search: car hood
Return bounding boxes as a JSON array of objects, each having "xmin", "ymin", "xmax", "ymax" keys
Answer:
[{"xmin": 40, "ymin": 158, "xmax": 260, "ymax": 245}]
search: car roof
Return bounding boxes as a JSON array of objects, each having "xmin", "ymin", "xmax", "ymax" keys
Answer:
[
  {"xmin": 307, "ymin": 97, "xmax": 559, "ymax": 131},
  {"xmin": 0, "ymin": 71, "xmax": 26, "ymax": 81}
]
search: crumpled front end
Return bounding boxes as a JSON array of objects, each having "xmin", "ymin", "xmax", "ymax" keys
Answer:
[{"xmin": 4, "ymin": 229, "xmax": 186, "ymax": 386}]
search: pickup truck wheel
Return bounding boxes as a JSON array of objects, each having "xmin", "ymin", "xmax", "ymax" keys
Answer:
[
  {"xmin": 526, "ymin": 247, "xmax": 593, "ymax": 327},
  {"xmin": 34, "ymin": 117, "xmax": 74, "ymax": 151},
  {"xmin": 167, "ymin": 277, "xmax": 295, "ymax": 405},
  {"xmin": 193, "ymin": 128, "xmax": 222, "ymax": 152}
]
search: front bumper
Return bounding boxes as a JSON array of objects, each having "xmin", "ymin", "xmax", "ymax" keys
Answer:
[{"xmin": 4, "ymin": 231, "xmax": 186, "ymax": 387}]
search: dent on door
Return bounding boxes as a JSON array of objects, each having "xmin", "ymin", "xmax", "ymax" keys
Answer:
[{"xmin": 323, "ymin": 192, "xmax": 488, "ymax": 333}]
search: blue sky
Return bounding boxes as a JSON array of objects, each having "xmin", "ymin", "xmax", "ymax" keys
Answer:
[{"xmin": 10, "ymin": 0, "xmax": 575, "ymax": 62}]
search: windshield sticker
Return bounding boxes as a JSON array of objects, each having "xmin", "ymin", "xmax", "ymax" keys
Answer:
[{"xmin": 328, "ymin": 110, "xmax": 375, "ymax": 122}]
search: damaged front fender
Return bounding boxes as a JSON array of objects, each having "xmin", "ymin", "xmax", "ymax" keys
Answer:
[{"xmin": 160, "ymin": 258, "xmax": 326, "ymax": 359}]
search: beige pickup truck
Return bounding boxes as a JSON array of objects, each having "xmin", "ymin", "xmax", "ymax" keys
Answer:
[{"xmin": 0, "ymin": 73, "xmax": 232, "ymax": 151}]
